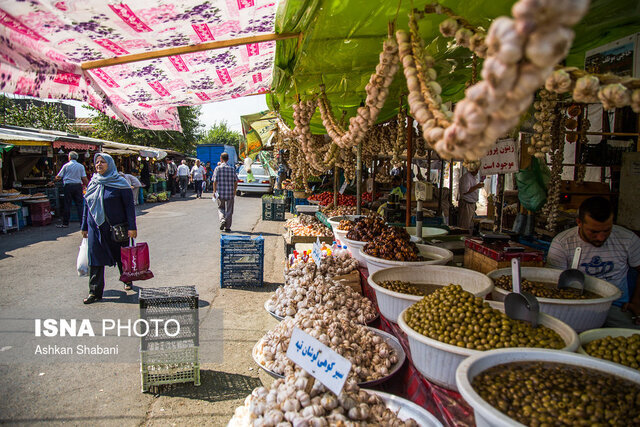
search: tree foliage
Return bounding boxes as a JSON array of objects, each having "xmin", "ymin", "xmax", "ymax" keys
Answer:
[
  {"xmin": 197, "ymin": 120, "xmax": 243, "ymax": 152},
  {"xmin": 0, "ymin": 95, "xmax": 70, "ymax": 131},
  {"xmin": 90, "ymin": 106, "xmax": 203, "ymax": 153}
]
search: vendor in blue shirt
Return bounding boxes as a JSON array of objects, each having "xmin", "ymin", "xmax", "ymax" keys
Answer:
[{"xmin": 51, "ymin": 151, "xmax": 87, "ymax": 228}]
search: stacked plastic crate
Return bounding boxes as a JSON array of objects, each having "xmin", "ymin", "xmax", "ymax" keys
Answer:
[
  {"xmin": 220, "ymin": 235, "xmax": 264, "ymax": 288},
  {"xmin": 139, "ymin": 286, "xmax": 200, "ymax": 392},
  {"xmin": 261, "ymin": 196, "xmax": 286, "ymax": 221}
]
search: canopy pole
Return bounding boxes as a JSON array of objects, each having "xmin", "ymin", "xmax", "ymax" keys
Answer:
[
  {"xmin": 405, "ymin": 116, "xmax": 413, "ymax": 227},
  {"xmin": 333, "ymin": 166, "xmax": 338, "ymax": 207},
  {"xmin": 82, "ymin": 33, "xmax": 300, "ymax": 70},
  {"xmin": 356, "ymin": 143, "xmax": 362, "ymax": 215},
  {"xmin": 438, "ymin": 161, "xmax": 444, "ymax": 217},
  {"xmin": 449, "ymin": 160, "xmax": 454, "ymax": 224}
]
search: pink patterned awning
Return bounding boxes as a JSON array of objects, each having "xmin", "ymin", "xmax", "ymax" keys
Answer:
[{"xmin": 0, "ymin": 1, "xmax": 277, "ymax": 131}]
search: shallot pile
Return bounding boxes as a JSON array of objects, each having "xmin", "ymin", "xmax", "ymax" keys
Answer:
[
  {"xmin": 266, "ymin": 277, "xmax": 377, "ymax": 324},
  {"xmin": 285, "ymin": 216, "xmax": 333, "ymax": 237},
  {"xmin": 229, "ymin": 370, "xmax": 419, "ymax": 426},
  {"xmin": 346, "ymin": 215, "xmax": 388, "ymax": 242},
  {"xmin": 254, "ymin": 307, "xmax": 399, "ymax": 383}
]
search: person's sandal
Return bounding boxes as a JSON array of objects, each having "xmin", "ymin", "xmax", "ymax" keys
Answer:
[
  {"xmin": 83, "ymin": 294, "xmax": 101, "ymax": 304},
  {"xmin": 124, "ymin": 283, "xmax": 133, "ymax": 291}
]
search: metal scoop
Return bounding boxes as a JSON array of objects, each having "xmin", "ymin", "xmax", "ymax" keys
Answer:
[
  {"xmin": 504, "ymin": 258, "xmax": 540, "ymax": 327},
  {"xmin": 558, "ymin": 247, "xmax": 585, "ymax": 295}
]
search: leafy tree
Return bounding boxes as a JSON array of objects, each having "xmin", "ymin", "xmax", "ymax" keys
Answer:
[
  {"xmin": 90, "ymin": 106, "xmax": 203, "ymax": 153},
  {"xmin": 197, "ymin": 120, "xmax": 243, "ymax": 152},
  {"xmin": 0, "ymin": 95, "xmax": 70, "ymax": 131}
]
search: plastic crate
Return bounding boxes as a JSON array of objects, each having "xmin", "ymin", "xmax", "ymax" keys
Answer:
[
  {"xmin": 28, "ymin": 201, "xmax": 52, "ymax": 226},
  {"xmin": 291, "ymin": 198, "xmax": 310, "ymax": 214},
  {"xmin": 262, "ymin": 201, "xmax": 286, "ymax": 221},
  {"xmin": 273, "ymin": 189, "xmax": 284, "ymax": 197},
  {"xmin": 220, "ymin": 235, "xmax": 264, "ymax": 252},
  {"xmin": 139, "ymin": 286, "xmax": 199, "ymax": 311},
  {"xmin": 221, "ymin": 252, "xmax": 264, "ymax": 267},
  {"xmin": 221, "ymin": 267, "xmax": 263, "ymax": 287},
  {"xmin": 140, "ymin": 347, "xmax": 200, "ymax": 391}
]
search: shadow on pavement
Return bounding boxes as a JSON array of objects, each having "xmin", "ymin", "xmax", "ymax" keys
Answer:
[
  {"xmin": 223, "ymin": 230, "xmax": 281, "ymax": 237},
  {"xmin": 152, "ymin": 370, "xmax": 262, "ymax": 402},
  {"xmin": 221, "ymin": 282, "xmax": 280, "ymax": 293},
  {"xmin": 96, "ymin": 286, "xmax": 211, "ymax": 308}
]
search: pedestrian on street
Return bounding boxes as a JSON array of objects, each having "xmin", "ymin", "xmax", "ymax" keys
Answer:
[
  {"xmin": 166, "ymin": 158, "xmax": 177, "ymax": 196},
  {"xmin": 191, "ymin": 159, "xmax": 206, "ymax": 199},
  {"xmin": 81, "ymin": 153, "xmax": 137, "ymax": 304},
  {"xmin": 177, "ymin": 160, "xmax": 190, "ymax": 198},
  {"xmin": 119, "ymin": 171, "xmax": 143, "ymax": 206},
  {"xmin": 212, "ymin": 152, "xmax": 238, "ymax": 232},
  {"xmin": 205, "ymin": 161, "xmax": 213, "ymax": 192},
  {"xmin": 52, "ymin": 151, "xmax": 88, "ymax": 228},
  {"xmin": 457, "ymin": 165, "xmax": 483, "ymax": 231}
]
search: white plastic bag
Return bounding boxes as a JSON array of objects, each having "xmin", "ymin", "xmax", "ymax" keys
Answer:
[{"xmin": 77, "ymin": 238, "xmax": 89, "ymax": 276}]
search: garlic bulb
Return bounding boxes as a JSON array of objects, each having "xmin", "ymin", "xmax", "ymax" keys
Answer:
[
  {"xmin": 525, "ymin": 26, "xmax": 574, "ymax": 69},
  {"xmin": 439, "ymin": 18, "xmax": 459, "ymax": 37},
  {"xmin": 545, "ymin": 69, "xmax": 573, "ymax": 93},
  {"xmin": 454, "ymin": 27, "xmax": 474, "ymax": 48},
  {"xmin": 598, "ymin": 83, "xmax": 631, "ymax": 111},
  {"xmin": 631, "ymin": 89, "xmax": 640, "ymax": 114},
  {"xmin": 485, "ymin": 17, "xmax": 524, "ymax": 64},
  {"xmin": 572, "ymin": 75, "xmax": 600, "ymax": 103}
]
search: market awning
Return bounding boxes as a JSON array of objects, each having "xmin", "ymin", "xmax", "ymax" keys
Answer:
[
  {"xmin": 52, "ymin": 141, "xmax": 99, "ymax": 151},
  {"xmin": 101, "ymin": 141, "xmax": 167, "ymax": 160},
  {"xmin": 0, "ymin": 1, "xmax": 280, "ymax": 131}
]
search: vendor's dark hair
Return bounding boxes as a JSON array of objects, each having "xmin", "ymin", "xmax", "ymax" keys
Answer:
[
  {"xmin": 221, "ymin": 152, "xmax": 229, "ymax": 161},
  {"xmin": 579, "ymin": 196, "xmax": 612, "ymax": 222}
]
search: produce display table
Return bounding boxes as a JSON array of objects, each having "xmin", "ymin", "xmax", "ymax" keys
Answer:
[{"xmin": 358, "ymin": 267, "xmax": 475, "ymax": 427}]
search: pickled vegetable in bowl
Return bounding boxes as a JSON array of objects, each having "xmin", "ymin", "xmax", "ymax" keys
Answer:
[
  {"xmin": 584, "ymin": 333, "xmax": 640, "ymax": 370},
  {"xmin": 377, "ymin": 280, "xmax": 443, "ymax": 297},
  {"xmin": 472, "ymin": 361, "xmax": 640, "ymax": 425},
  {"xmin": 493, "ymin": 275, "xmax": 602, "ymax": 299}
]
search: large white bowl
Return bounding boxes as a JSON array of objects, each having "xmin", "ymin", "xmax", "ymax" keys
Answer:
[
  {"xmin": 342, "ymin": 236, "xmax": 369, "ymax": 268},
  {"xmin": 398, "ymin": 300, "xmax": 579, "ymax": 391},
  {"xmin": 405, "ymin": 226, "xmax": 448, "ymax": 239},
  {"xmin": 362, "ymin": 243, "xmax": 453, "ymax": 274},
  {"xmin": 368, "ymin": 266, "xmax": 494, "ymax": 323},
  {"xmin": 456, "ymin": 348, "xmax": 640, "ymax": 427},
  {"xmin": 333, "ymin": 228, "xmax": 349, "ymax": 246},
  {"xmin": 487, "ymin": 267, "xmax": 622, "ymax": 332},
  {"xmin": 364, "ymin": 390, "xmax": 443, "ymax": 426},
  {"xmin": 327, "ymin": 215, "xmax": 365, "ymax": 231},
  {"xmin": 578, "ymin": 327, "xmax": 640, "ymax": 356}
]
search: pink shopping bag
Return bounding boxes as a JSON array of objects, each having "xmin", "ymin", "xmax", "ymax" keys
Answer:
[{"xmin": 120, "ymin": 240, "xmax": 154, "ymax": 282}]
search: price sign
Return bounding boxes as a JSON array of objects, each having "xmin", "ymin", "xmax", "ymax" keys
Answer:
[
  {"xmin": 480, "ymin": 139, "xmax": 519, "ymax": 175},
  {"xmin": 311, "ymin": 238, "xmax": 322, "ymax": 267},
  {"xmin": 286, "ymin": 327, "xmax": 352, "ymax": 396},
  {"xmin": 339, "ymin": 180, "xmax": 348, "ymax": 194}
]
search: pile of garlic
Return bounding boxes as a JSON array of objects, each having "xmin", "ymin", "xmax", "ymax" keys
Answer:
[
  {"xmin": 266, "ymin": 277, "xmax": 377, "ymax": 324},
  {"xmin": 402, "ymin": 0, "xmax": 590, "ymax": 160},
  {"xmin": 254, "ymin": 307, "xmax": 399, "ymax": 383},
  {"xmin": 438, "ymin": 17, "xmax": 488, "ymax": 58},
  {"xmin": 285, "ymin": 252, "xmax": 359, "ymax": 283},
  {"xmin": 229, "ymin": 370, "xmax": 419, "ymax": 426},
  {"xmin": 529, "ymin": 89, "xmax": 558, "ymax": 158},
  {"xmin": 317, "ymin": 36, "xmax": 400, "ymax": 149}
]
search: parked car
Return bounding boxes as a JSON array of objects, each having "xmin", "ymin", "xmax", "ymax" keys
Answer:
[{"xmin": 236, "ymin": 164, "xmax": 273, "ymax": 195}]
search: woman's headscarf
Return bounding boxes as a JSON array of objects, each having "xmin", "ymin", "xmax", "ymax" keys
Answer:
[{"xmin": 84, "ymin": 153, "xmax": 132, "ymax": 226}]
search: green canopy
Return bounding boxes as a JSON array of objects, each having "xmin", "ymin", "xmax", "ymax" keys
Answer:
[
  {"xmin": 0, "ymin": 143, "xmax": 14, "ymax": 160},
  {"xmin": 268, "ymin": 0, "xmax": 640, "ymax": 134}
]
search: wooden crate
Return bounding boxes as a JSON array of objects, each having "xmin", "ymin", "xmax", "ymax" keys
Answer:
[
  {"xmin": 464, "ymin": 248, "xmax": 544, "ymax": 274},
  {"xmin": 332, "ymin": 270, "xmax": 362, "ymax": 294}
]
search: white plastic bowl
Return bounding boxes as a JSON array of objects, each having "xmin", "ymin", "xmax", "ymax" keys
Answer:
[
  {"xmin": 333, "ymin": 228, "xmax": 349, "ymax": 246},
  {"xmin": 368, "ymin": 266, "xmax": 494, "ymax": 323},
  {"xmin": 405, "ymin": 226, "xmax": 448, "ymax": 238},
  {"xmin": 487, "ymin": 267, "xmax": 622, "ymax": 332},
  {"xmin": 578, "ymin": 327, "xmax": 640, "ymax": 356},
  {"xmin": 456, "ymin": 348, "xmax": 640, "ymax": 427},
  {"xmin": 362, "ymin": 243, "xmax": 453, "ymax": 274},
  {"xmin": 342, "ymin": 236, "xmax": 369, "ymax": 268},
  {"xmin": 398, "ymin": 301, "xmax": 579, "ymax": 391},
  {"xmin": 327, "ymin": 215, "xmax": 364, "ymax": 231}
]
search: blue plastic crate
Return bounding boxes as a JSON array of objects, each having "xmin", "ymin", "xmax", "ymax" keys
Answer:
[
  {"xmin": 220, "ymin": 235, "xmax": 264, "ymax": 251},
  {"xmin": 291, "ymin": 198, "xmax": 309, "ymax": 214},
  {"xmin": 221, "ymin": 252, "xmax": 264, "ymax": 267},
  {"xmin": 221, "ymin": 267, "xmax": 263, "ymax": 288}
]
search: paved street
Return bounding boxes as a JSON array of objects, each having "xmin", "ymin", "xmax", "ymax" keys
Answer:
[{"xmin": 0, "ymin": 192, "xmax": 286, "ymax": 425}]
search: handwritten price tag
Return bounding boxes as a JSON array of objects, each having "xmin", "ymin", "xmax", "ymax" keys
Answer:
[
  {"xmin": 286, "ymin": 327, "xmax": 352, "ymax": 396},
  {"xmin": 480, "ymin": 138, "xmax": 519, "ymax": 175},
  {"xmin": 311, "ymin": 238, "xmax": 322, "ymax": 267},
  {"xmin": 339, "ymin": 180, "xmax": 348, "ymax": 194}
]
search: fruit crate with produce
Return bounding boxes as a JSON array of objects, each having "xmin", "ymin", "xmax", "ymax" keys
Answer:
[{"xmin": 220, "ymin": 235, "xmax": 264, "ymax": 287}]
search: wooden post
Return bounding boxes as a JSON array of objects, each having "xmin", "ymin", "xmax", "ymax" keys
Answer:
[
  {"xmin": 356, "ymin": 143, "xmax": 362, "ymax": 215},
  {"xmin": 449, "ymin": 160, "xmax": 454, "ymax": 222},
  {"xmin": 333, "ymin": 166, "xmax": 338, "ymax": 207},
  {"xmin": 437, "ymin": 161, "xmax": 444, "ymax": 215},
  {"xmin": 405, "ymin": 116, "xmax": 413, "ymax": 227},
  {"xmin": 426, "ymin": 149, "xmax": 432, "ymax": 181},
  {"xmin": 371, "ymin": 160, "xmax": 377, "ymax": 202}
]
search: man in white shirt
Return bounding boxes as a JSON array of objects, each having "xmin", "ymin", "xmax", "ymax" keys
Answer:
[
  {"xmin": 52, "ymin": 151, "xmax": 88, "ymax": 228},
  {"xmin": 176, "ymin": 160, "xmax": 190, "ymax": 198},
  {"xmin": 457, "ymin": 166, "xmax": 483, "ymax": 231},
  {"xmin": 547, "ymin": 197, "xmax": 640, "ymax": 328},
  {"xmin": 190, "ymin": 159, "xmax": 206, "ymax": 199}
]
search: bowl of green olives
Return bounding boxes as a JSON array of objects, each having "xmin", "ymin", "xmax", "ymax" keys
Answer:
[
  {"xmin": 487, "ymin": 267, "xmax": 622, "ymax": 332},
  {"xmin": 368, "ymin": 266, "xmax": 494, "ymax": 323},
  {"xmin": 397, "ymin": 285, "xmax": 579, "ymax": 391},
  {"xmin": 456, "ymin": 348, "xmax": 640, "ymax": 427},
  {"xmin": 578, "ymin": 328, "xmax": 640, "ymax": 370}
]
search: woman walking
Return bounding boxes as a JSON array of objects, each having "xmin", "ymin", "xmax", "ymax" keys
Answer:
[{"xmin": 81, "ymin": 153, "xmax": 137, "ymax": 304}]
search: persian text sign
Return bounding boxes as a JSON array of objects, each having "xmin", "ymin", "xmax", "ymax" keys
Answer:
[
  {"xmin": 286, "ymin": 327, "xmax": 351, "ymax": 396},
  {"xmin": 480, "ymin": 139, "xmax": 519, "ymax": 175}
]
